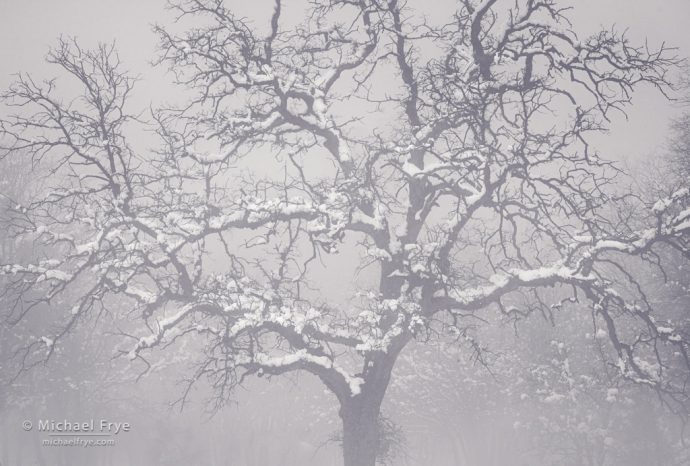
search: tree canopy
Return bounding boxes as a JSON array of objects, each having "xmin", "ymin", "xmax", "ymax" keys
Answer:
[{"xmin": 1, "ymin": 1, "xmax": 689, "ymax": 465}]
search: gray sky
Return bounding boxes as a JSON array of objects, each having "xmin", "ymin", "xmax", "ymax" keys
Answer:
[
  {"xmin": 0, "ymin": 3, "xmax": 689, "ymax": 465},
  {"xmin": 0, "ymin": 0, "xmax": 689, "ymax": 162}
]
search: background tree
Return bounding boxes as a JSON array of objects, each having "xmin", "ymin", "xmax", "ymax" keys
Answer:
[{"xmin": 1, "ymin": 1, "xmax": 690, "ymax": 465}]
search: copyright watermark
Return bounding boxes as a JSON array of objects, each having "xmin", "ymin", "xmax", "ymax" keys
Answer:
[
  {"xmin": 42, "ymin": 437, "xmax": 116, "ymax": 447},
  {"xmin": 21, "ymin": 419, "xmax": 131, "ymax": 447}
]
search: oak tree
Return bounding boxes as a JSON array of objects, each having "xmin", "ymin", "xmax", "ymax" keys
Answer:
[{"xmin": 2, "ymin": 1, "xmax": 689, "ymax": 465}]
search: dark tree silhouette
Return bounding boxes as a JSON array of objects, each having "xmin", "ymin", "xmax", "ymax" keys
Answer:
[{"xmin": 1, "ymin": 1, "xmax": 689, "ymax": 465}]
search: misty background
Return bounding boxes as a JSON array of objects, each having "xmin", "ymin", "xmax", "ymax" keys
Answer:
[{"xmin": 1, "ymin": 1, "xmax": 690, "ymax": 465}]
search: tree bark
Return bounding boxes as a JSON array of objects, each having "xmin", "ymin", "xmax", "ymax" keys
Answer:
[
  {"xmin": 338, "ymin": 348, "xmax": 404, "ymax": 466},
  {"xmin": 340, "ymin": 397, "xmax": 382, "ymax": 466}
]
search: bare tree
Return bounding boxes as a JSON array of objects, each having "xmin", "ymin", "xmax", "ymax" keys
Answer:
[{"xmin": 1, "ymin": 1, "xmax": 689, "ymax": 465}]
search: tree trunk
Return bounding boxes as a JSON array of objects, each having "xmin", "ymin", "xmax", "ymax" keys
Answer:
[
  {"xmin": 337, "ymin": 282, "xmax": 409, "ymax": 466},
  {"xmin": 340, "ymin": 397, "xmax": 382, "ymax": 466},
  {"xmin": 338, "ymin": 349, "xmax": 403, "ymax": 466}
]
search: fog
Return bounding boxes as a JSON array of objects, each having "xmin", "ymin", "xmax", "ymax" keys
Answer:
[{"xmin": 1, "ymin": 1, "xmax": 690, "ymax": 465}]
